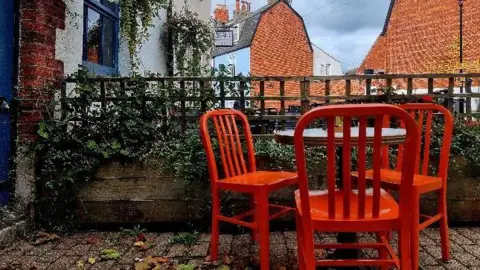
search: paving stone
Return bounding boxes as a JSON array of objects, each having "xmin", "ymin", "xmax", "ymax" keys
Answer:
[
  {"xmin": 9, "ymin": 256, "xmax": 51, "ymax": 270},
  {"xmin": 464, "ymin": 244, "xmax": 480, "ymax": 258},
  {"xmin": 65, "ymin": 244, "xmax": 92, "ymax": 256},
  {"xmin": 166, "ymin": 244, "xmax": 188, "ymax": 258},
  {"xmin": 88, "ymin": 260, "xmax": 117, "ymax": 270},
  {"xmin": 420, "ymin": 250, "xmax": 440, "ymax": 266},
  {"xmin": 54, "ymin": 237, "xmax": 80, "ymax": 250},
  {"xmin": 450, "ymin": 230, "xmax": 474, "ymax": 245},
  {"xmin": 423, "ymin": 228, "xmax": 442, "ymax": 241},
  {"xmin": 270, "ymin": 232, "xmax": 285, "ymax": 244},
  {"xmin": 452, "ymin": 250, "xmax": 480, "ymax": 267},
  {"xmin": 420, "ymin": 231, "xmax": 438, "ymax": 246},
  {"xmin": 230, "ymin": 234, "xmax": 251, "ymax": 258},
  {"xmin": 48, "ymin": 255, "xmax": 81, "ymax": 270},
  {"xmin": 118, "ymin": 247, "xmax": 145, "ymax": 264},
  {"xmin": 443, "ymin": 259, "xmax": 469, "ymax": 270},
  {"xmin": 218, "ymin": 234, "xmax": 233, "ymax": 254},
  {"xmin": 188, "ymin": 241, "xmax": 209, "ymax": 257},
  {"xmin": 197, "ymin": 233, "xmax": 210, "ymax": 242}
]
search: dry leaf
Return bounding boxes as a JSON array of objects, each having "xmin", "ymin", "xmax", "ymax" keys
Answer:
[
  {"xmin": 134, "ymin": 256, "xmax": 169, "ymax": 270},
  {"xmin": 220, "ymin": 254, "xmax": 233, "ymax": 265},
  {"xmin": 134, "ymin": 241, "xmax": 145, "ymax": 247},
  {"xmin": 85, "ymin": 235, "xmax": 100, "ymax": 245},
  {"xmin": 76, "ymin": 260, "xmax": 85, "ymax": 270},
  {"xmin": 32, "ymin": 232, "xmax": 60, "ymax": 245},
  {"xmin": 88, "ymin": 257, "xmax": 96, "ymax": 265}
]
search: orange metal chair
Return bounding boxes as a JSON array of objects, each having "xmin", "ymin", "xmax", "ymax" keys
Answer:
[
  {"xmin": 199, "ymin": 109, "xmax": 297, "ymax": 269},
  {"xmin": 294, "ymin": 104, "xmax": 419, "ymax": 269},
  {"xmin": 356, "ymin": 103, "xmax": 454, "ymax": 269}
]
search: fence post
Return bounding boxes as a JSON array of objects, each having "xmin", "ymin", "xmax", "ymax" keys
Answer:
[
  {"xmin": 466, "ymin": 78, "xmax": 472, "ymax": 115},
  {"xmin": 260, "ymin": 81, "xmax": 266, "ymax": 134},
  {"xmin": 180, "ymin": 80, "xmax": 186, "ymax": 132},
  {"xmin": 300, "ymin": 78, "xmax": 310, "ymax": 114},
  {"xmin": 448, "ymin": 77, "xmax": 455, "ymax": 110},
  {"xmin": 199, "ymin": 81, "xmax": 206, "ymax": 113},
  {"xmin": 325, "ymin": 79, "xmax": 331, "ymax": 104},
  {"xmin": 365, "ymin": 78, "xmax": 372, "ymax": 96},
  {"xmin": 219, "ymin": 80, "xmax": 226, "ymax": 108},
  {"xmin": 240, "ymin": 80, "xmax": 246, "ymax": 111},
  {"xmin": 280, "ymin": 80, "xmax": 286, "ymax": 130},
  {"xmin": 407, "ymin": 78, "xmax": 413, "ymax": 95},
  {"xmin": 345, "ymin": 79, "xmax": 351, "ymax": 97}
]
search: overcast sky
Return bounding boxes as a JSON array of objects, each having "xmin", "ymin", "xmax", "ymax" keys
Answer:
[{"xmin": 211, "ymin": 0, "xmax": 391, "ymax": 72}]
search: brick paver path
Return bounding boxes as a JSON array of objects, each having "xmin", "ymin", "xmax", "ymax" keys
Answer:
[{"xmin": 1, "ymin": 228, "xmax": 480, "ymax": 269}]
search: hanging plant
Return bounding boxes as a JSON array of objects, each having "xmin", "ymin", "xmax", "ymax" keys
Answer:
[{"xmin": 109, "ymin": 0, "xmax": 169, "ymax": 66}]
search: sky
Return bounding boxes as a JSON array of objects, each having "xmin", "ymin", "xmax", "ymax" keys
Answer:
[{"xmin": 211, "ymin": 0, "xmax": 391, "ymax": 72}]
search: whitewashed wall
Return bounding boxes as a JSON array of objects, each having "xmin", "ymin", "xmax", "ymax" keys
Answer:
[
  {"xmin": 312, "ymin": 43, "xmax": 343, "ymax": 76},
  {"xmin": 56, "ymin": 0, "xmax": 211, "ymax": 77}
]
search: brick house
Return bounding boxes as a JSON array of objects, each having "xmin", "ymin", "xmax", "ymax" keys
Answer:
[
  {"xmin": 359, "ymin": 0, "xmax": 480, "ymax": 95},
  {"xmin": 0, "ymin": 0, "xmax": 210, "ymax": 207},
  {"xmin": 213, "ymin": 0, "xmax": 348, "ymax": 109}
]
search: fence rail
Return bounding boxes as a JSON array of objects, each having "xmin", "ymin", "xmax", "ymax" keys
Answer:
[{"xmin": 63, "ymin": 73, "xmax": 480, "ymax": 136}]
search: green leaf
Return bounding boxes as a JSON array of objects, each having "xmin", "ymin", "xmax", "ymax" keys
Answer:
[
  {"xmin": 101, "ymin": 249, "xmax": 121, "ymax": 260},
  {"xmin": 37, "ymin": 122, "xmax": 49, "ymax": 139},
  {"xmin": 86, "ymin": 140, "xmax": 98, "ymax": 151}
]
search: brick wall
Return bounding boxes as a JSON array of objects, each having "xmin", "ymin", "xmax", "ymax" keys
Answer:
[
  {"xmin": 18, "ymin": 0, "xmax": 66, "ymax": 141},
  {"xmin": 360, "ymin": 0, "xmax": 480, "ymax": 89}
]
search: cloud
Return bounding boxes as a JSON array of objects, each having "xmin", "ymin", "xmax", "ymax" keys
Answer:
[{"xmin": 212, "ymin": 0, "xmax": 391, "ymax": 71}]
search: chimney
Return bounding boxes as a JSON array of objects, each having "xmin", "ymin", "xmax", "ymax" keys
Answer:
[
  {"xmin": 236, "ymin": 0, "xmax": 240, "ymax": 11},
  {"xmin": 241, "ymin": 1, "xmax": 247, "ymax": 12},
  {"xmin": 214, "ymin": 4, "xmax": 229, "ymax": 23}
]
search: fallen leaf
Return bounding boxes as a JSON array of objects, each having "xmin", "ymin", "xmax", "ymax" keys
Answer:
[
  {"xmin": 134, "ymin": 256, "xmax": 170, "ymax": 270},
  {"xmin": 88, "ymin": 257, "xmax": 96, "ymax": 265},
  {"xmin": 76, "ymin": 260, "xmax": 85, "ymax": 270},
  {"xmin": 85, "ymin": 235, "xmax": 101, "ymax": 245},
  {"xmin": 220, "ymin": 254, "xmax": 233, "ymax": 265},
  {"xmin": 32, "ymin": 232, "xmax": 60, "ymax": 245},
  {"xmin": 217, "ymin": 266, "xmax": 230, "ymax": 270},
  {"xmin": 176, "ymin": 264, "xmax": 195, "ymax": 270},
  {"xmin": 134, "ymin": 241, "xmax": 145, "ymax": 247},
  {"xmin": 101, "ymin": 249, "xmax": 121, "ymax": 260}
]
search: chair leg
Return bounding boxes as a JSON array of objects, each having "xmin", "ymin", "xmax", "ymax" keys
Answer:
[
  {"xmin": 257, "ymin": 191, "xmax": 270, "ymax": 270},
  {"xmin": 296, "ymin": 210, "xmax": 306, "ymax": 270},
  {"xmin": 398, "ymin": 229, "xmax": 411, "ymax": 270},
  {"xmin": 251, "ymin": 195, "xmax": 259, "ymax": 241},
  {"xmin": 438, "ymin": 189, "xmax": 451, "ymax": 262},
  {"xmin": 210, "ymin": 193, "xmax": 220, "ymax": 261},
  {"xmin": 411, "ymin": 190, "xmax": 420, "ymax": 270},
  {"xmin": 377, "ymin": 232, "xmax": 389, "ymax": 270}
]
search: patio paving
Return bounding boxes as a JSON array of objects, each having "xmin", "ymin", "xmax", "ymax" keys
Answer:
[{"xmin": 1, "ymin": 228, "xmax": 480, "ymax": 269}]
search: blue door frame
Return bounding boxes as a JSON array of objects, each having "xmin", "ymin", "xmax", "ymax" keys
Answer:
[{"xmin": 0, "ymin": 0, "xmax": 15, "ymax": 205}]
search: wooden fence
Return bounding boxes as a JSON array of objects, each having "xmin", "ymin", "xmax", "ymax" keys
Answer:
[{"xmin": 63, "ymin": 73, "xmax": 480, "ymax": 135}]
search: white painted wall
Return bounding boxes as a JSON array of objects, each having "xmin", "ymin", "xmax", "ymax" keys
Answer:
[
  {"xmin": 312, "ymin": 43, "xmax": 343, "ymax": 76},
  {"xmin": 56, "ymin": 0, "xmax": 211, "ymax": 77}
]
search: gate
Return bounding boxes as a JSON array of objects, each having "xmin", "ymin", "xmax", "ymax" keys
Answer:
[{"xmin": 0, "ymin": 0, "xmax": 15, "ymax": 205}]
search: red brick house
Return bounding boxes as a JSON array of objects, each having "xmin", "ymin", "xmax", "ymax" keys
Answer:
[
  {"xmin": 213, "ymin": 0, "xmax": 353, "ymax": 108},
  {"xmin": 360, "ymin": 0, "xmax": 480, "ymax": 90}
]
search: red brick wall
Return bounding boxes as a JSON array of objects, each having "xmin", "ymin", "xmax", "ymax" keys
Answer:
[
  {"xmin": 18, "ymin": 0, "xmax": 66, "ymax": 141},
  {"xmin": 250, "ymin": 1, "xmax": 312, "ymax": 108},
  {"xmin": 360, "ymin": 0, "xmax": 480, "ymax": 89}
]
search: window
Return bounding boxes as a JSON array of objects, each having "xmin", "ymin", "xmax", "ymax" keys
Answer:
[
  {"xmin": 320, "ymin": 64, "xmax": 325, "ymax": 76},
  {"xmin": 228, "ymin": 64, "xmax": 235, "ymax": 76},
  {"xmin": 326, "ymin": 64, "xmax": 331, "ymax": 76},
  {"xmin": 83, "ymin": 0, "xmax": 119, "ymax": 75},
  {"xmin": 233, "ymin": 24, "xmax": 240, "ymax": 43}
]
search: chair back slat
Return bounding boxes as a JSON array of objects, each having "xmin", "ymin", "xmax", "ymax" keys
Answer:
[
  {"xmin": 200, "ymin": 110, "xmax": 256, "ymax": 184},
  {"xmin": 294, "ymin": 104, "xmax": 418, "ymax": 223},
  {"xmin": 342, "ymin": 117, "xmax": 352, "ymax": 218},
  {"xmin": 357, "ymin": 117, "xmax": 367, "ymax": 219},
  {"xmin": 230, "ymin": 115, "xmax": 248, "ymax": 174},
  {"xmin": 399, "ymin": 104, "xmax": 454, "ymax": 179},
  {"xmin": 327, "ymin": 117, "xmax": 336, "ymax": 219},
  {"xmin": 372, "ymin": 116, "xmax": 383, "ymax": 218}
]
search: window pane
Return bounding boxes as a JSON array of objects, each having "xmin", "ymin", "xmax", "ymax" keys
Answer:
[
  {"xmin": 86, "ymin": 8, "xmax": 101, "ymax": 64},
  {"xmin": 102, "ymin": 17, "xmax": 115, "ymax": 67}
]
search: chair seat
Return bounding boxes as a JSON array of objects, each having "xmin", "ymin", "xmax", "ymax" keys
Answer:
[
  {"xmin": 217, "ymin": 171, "xmax": 297, "ymax": 192},
  {"xmin": 353, "ymin": 169, "xmax": 443, "ymax": 193},
  {"xmin": 295, "ymin": 189, "xmax": 400, "ymax": 231}
]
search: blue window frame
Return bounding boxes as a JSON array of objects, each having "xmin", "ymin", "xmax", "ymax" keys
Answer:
[{"xmin": 83, "ymin": 0, "xmax": 119, "ymax": 75}]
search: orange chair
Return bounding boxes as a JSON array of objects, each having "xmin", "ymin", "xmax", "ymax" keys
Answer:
[
  {"xmin": 200, "ymin": 109, "xmax": 297, "ymax": 270},
  {"xmin": 358, "ymin": 103, "xmax": 454, "ymax": 269},
  {"xmin": 294, "ymin": 104, "xmax": 419, "ymax": 269}
]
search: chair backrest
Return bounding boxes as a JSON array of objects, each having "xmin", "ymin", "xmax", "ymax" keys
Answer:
[
  {"xmin": 294, "ymin": 104, "xmax": 419, "ymax": 220},
  {"xmin": 383, "ymin": 103, "xmax": 453, "ymax": 180},
  {"xmin": 199, "ymin": 109, "xmax": 256, "ymax": 184}
]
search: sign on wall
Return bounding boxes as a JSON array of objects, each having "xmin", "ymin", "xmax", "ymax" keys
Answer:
[{"xmin": 215, "ymin": 30, "xmax": 234, "ymax": 47}]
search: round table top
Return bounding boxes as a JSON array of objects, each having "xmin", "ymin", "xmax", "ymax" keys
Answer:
[{"xmin": 274, "ymin": 128, "xmax": 406, "ymax": 146}]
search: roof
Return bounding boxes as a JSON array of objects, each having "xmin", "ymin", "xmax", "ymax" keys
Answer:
[
  {"xmin": 214, "ymin": 0, "xmax": 312, "ymax": 57},
  {"xmin": 381, "ymin": 0, "xmax": 395, "ymax": 36}
]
